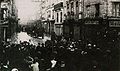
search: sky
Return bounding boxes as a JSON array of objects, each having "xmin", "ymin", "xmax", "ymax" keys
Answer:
[{"xmin": 15, "ymin": 0, "xmax": 41, "ymax": 24}]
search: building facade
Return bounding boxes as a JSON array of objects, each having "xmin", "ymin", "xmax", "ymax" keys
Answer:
[
  {"xmin": 40, "ymin": 0, "xmax": 55, "ymax": 35},
  {"xmin": 54, "ymin": 0, "xmax": 64, "ymax": 35},
  {"xmin": 63, "ymin": 0, "xmax": 84, "ymax": 40},
  {"xmin": 83, "ymin": 0, "xmax": 120, "ymax": 42},
  {"xmin": 83, "ymin": 0, "xmax": 120, "ymax": 71},
  {"xmin": 0, "ymin": 0, "xmax": 18, "ymax": 42},
  {"xmin": 40, "ymin": 0, "xmax": 120, "ymax": 41}
]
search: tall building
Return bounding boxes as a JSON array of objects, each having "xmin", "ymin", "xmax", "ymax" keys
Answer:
[
  {"xmin": 0, "ymin": 0, "xmax": 18, "ymax": 42},
  {"xmin": 83, "ymin": 0, "xmax": 120, "ymax": 18},
  {"xmin": 40, "ymin": 0, "xmax": 83, "ymax": 37},
  {"xmin": 40, "ymin": 0, "xmax": 120, "ymax": 41},
  {"xmin": 63, "ymin": 0, "xmax": 84, "ymax": 40},
  {"xmin": 40, "ymin": 0, "xmax": 55, "ymax": 35},
  {"xmin": 54, "ymin": 0, "xmax": 64, "ymax": 35}
]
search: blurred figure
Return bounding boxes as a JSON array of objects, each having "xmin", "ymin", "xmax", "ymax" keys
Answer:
[
  {"xmin": 11, "ymin": 68, "xmax": 18, "ymax": 71},
  {"xmin": 51, "ymin": 58, "xmax": 57, "ymax": 68},
  {"xmin": 31, "ymin": 58, "xmax": 39, "ymax": 71}
]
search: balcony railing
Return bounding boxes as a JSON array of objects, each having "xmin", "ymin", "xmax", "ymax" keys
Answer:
[{"xmin": 54, "ymin": 2, "xmax": 63, "ymax": 11}]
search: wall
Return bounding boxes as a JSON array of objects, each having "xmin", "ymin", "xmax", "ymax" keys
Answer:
[
  {"xmin": 0, "ymin": 0, "xmax": 18, "ymax": 42},
  {"xmin": 83, "ymin": 0, "xmax": 111, "ymax": 18}
]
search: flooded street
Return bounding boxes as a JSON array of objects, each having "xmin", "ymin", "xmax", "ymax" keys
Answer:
[
  {"xmin": 11, "ymin": 32, "xmax": 51, "ymax": 46},
  {"xmin": 0, "ymin": 0, "xmax": 120, "ymax": 70}
]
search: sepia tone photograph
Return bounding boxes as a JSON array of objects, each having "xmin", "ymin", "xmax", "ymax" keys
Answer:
[{"xmin": 0, "ymin": 0, "xmax": 120, "ymax": 71}]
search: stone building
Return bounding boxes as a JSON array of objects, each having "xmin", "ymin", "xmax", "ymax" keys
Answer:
[
  {"xmin": 54, "ymin": 0, "xmax": 64, "ymax": 35},
  {"xmin": 40, "ymin": 0, "xmax": 55, "ymax": 35},
  {"xmin": 63, "ymin": 0, "xmax": 84, "ymax": 40},
  {"xmin": 40, "ymin": 0, "xmax": 120, "ymax": 40},
  {"xmin": 0, "ymin": 0, "xmax": 18, "ymax": 42},
  {"xmin": 84, "ymin": 0, "xmax": 120, "ymax": 18}
]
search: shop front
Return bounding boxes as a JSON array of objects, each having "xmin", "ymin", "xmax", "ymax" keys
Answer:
[
  {"xmin": 82, "ymin": 17, "xmax": 105, "ymax": 43},
  {"xmin": 55, "ymin": 24, "xmax": 63, "ymax": 36},
  {"xmin": 63, "ymin": 19, "xmax": 82, "ymax": 40},
  {"xmin": 42, "ymin": 19, "xmax": 55, "ymax": 35},
  {"xmin": 107, "ymin": 17, "xmax": 120, "ymax": 41},
  {"xmin": 63, "ymin": 19, "xmax": 74, "ymax": 40}
]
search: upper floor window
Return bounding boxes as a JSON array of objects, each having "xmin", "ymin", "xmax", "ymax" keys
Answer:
[
  {"xmin": 60, "ymin": 12, "xmax": 62, "ymax": 22},
  {"xmin": 112, "ymin": 2, "xmax": 120, "ymax": 17},
  {"xmin": 71, "ymin": 2, "xmax": 74, "ymax": 11},
  {"xmin": 95, "ymin": 4, "xmax": 100, "ymax": 17},
  {"xmin": 71, "ymin": 2, "xmax": 74, "ymax": 8},
  {"xmin": 76, "ymin": 1, "xmax": 78, "ymax": 7},
  {"xmin": 57, "ymin": 13, "xmax": 59, "ymax": 22},
  {"xmin": 67, "ymin": 4, "xmax": 69, "ymax": 9},
  {"xmin": 52, "ymin": 11, "xmax": 54, "ymax": 19},
  {"xmin": 76, "ymin": 1, "xmax": 79, "ymax": 15}
]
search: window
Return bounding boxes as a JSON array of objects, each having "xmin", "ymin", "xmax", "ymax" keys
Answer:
[
  {"xmin": 67, "ymin": 4, "xmax": 69, "ymax": 9},
  {"xmin": 112, "ymin": 2, "xmax": 120, "ymax": 17},
  {"xmin": 95, "ymin": 4, "xmax": 100, "ymax": 17},
  {"xmin": 60, "ymin": 12, "xmax": 62, "ymax": 22},
  {"xmin": 67, "ymin": 11, "xmax": 70, "ymax": 16},
  {"xmin": 76, "ymin": 1, "xmax": 79, "ymax": 18},
  {"xmin": 76, "ymin": 1, "xmax": 78, "ymax": 7},
  {"xmin": 52, "ymin": 11, "xmax": 54, "ymax": 19},
  {"xmin": 71, "ymin": 2, "xmax": 74, "ymax": 9},
  {"xmin": 57, "ymin": 13, "xmax": 59, "ymax": 22}
]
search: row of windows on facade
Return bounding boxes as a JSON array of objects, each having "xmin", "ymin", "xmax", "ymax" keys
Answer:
[
  {"xmin": 67, "ymin": 1, "xmax": 120, "ymax": 17},
  {"xmin": 47, "ymin": 11, "xmax": 62, "ymax": 23},
  {"xmin": 86, "ymin": 2, "xmax": 120, "ymax": 17},
  {"xmin": 67, "ymin": 1, "xmax": 79, "ymax": 9},
  {"xmin": 112, "ymin": 2, "xmax": 120, "ymax": 17},
  {"xmin": 48, "ymin": 2, "xmax": 120, "ymax": 23}
]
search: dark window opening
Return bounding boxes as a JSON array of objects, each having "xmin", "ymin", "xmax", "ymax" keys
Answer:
[
  {"xmin": 67, "ymin": 4, "xmax": 69, "ymax": 9},
  {"xmin": 60, "ymin": 12, "xmax": 62, "ymax": 22},
  {"xmin": 71, "ymin": 2, "xmax": 74, "ymax": 12},
  {"xmin": 57, "ymin": 13, "xmax": 59, "ymax": 22},
  {"xmin": 95, "ymin": 4, "xmax": 100, "ymax": 17},
  {"xmin": 76, "ymin": 1, "xmax": 78, "ymax": 7},
  {"xmin": 71, "ymin": 2, "xmax": 74, "ymax": 8}
]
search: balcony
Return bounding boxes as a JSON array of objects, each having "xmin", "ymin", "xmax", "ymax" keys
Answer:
[{"xmin": 54, "ymin": 2, "xmax": 63, "ymax": 11}]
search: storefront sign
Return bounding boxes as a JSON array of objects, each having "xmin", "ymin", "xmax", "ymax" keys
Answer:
[
  {"xmin": 109, "ymin": 21, "xmax": 120, "ymax": 27},
  {"xmin": 85, "ymin": 20, "xmax": 99, "ymax": 25}
]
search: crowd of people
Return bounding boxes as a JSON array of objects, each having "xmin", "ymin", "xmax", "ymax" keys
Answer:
[{"xmin": 0, "ymin": 33, "xmax": 119, "ymax": 71}]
